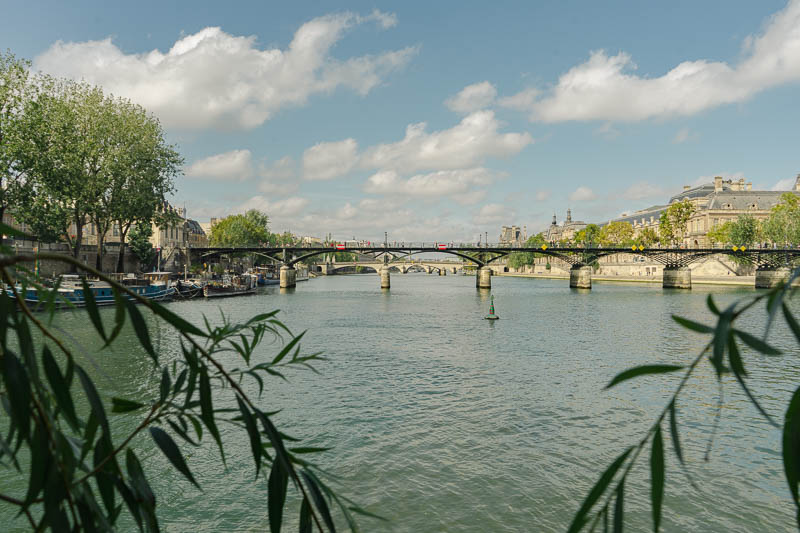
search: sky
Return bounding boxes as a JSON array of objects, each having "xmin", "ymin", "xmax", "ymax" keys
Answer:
[{"xmin": 2, "ymin": 0, "xmax": 800, "ymax": 241}]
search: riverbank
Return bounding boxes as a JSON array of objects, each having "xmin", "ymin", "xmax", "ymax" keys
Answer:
[{"xmin": 498, "ymin": 271, "xmax": 757, "ymax": 286}]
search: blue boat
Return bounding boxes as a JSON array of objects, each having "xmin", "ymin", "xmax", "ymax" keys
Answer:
[{"xmin": 8, "ymin": 275, "xmax": 174, "ymax": 309}]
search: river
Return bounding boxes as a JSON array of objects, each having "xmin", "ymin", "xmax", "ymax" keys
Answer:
[{"xmin": 4, "ymin": 273, "xmax": 800, "ymax": 532}]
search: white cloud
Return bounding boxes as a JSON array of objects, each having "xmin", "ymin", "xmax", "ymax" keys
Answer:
[
  {"xmin": 238, "ymin": 195, "xmax": 310, "ymax": 218},
  {"xmin": 363, "ymin": 168, "xmax": 498, "ymax": 202},
  {"xmin": 473, "ymin": 203, "xmax": 516, "ymax": 225},
  {"xmin": 452, "ymin": 190, "xmax": 488, "ymax": 206},
  {"xmin": 569, "ymin": 186, "xmax": 597, "ymax": 202},
  {"xmin": 185, "ymin": 149, "xmax": 254, "ymax": 180},
  {"xmin": 35, "ymin": 12, "xmax": 416, "ymax": 130},
  {"xmin": 502, "ymin": 0, "xmax": 800, "ymax": 122},
  {"xmin": 360, "ymin": 110, "xmax": 532, "ymax": 174},
  {"xmin": 672, "ymin": 128, "xmax": 691, "ymax": 144},
  {"xmin": 303, "ymin": 139, "xmax": 359, "ymax": 180},
  {"xmin": 535, "ymin": 190, "xmax": 551, "ymax": 201},
  {"xmin": 498, "ymin": 87, "xmax": 540, "ymax": 111},
  {"xmin": 622, "ymin": 182, "xmax": 670, "ymax": 201},
  {"xmin": 445, "ymin": 81, "xmax": 497, "ymax": 113},
  {"xmin": 258, "ymin": 157, "xmax": 298, "ymax": 195},
  {"xmin": 594, "ymin": 122, "xmax": 620, "ymax": 139},
  {"xmin": 772, "ymin": 177, "xmax": 798, "ymax": 190}
]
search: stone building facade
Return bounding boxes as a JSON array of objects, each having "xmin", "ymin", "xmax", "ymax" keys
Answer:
[
  {"xmin": 610, "ymin": 175, "xmax": 800, "ymax": 247},
  {"xmin": 545, "ymin": 209, "xmax": 587, "ymax": 243},
  {"xmin": 499, "ymin": 225, "xmax": 527, "ymax": 246}
]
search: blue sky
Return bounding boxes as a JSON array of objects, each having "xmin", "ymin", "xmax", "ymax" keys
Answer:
[{"xmin": 2, "ymin": 1, "xmax": 799, "ymax": 241}]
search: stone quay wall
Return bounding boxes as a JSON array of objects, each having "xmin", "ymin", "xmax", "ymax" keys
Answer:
[{"xmin": 2, "ymin": 239, "xmax": 142, "ymax": 276}]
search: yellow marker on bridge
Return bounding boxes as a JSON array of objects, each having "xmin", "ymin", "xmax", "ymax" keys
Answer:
[
  {"xmin": 740, "ymin": 246, "xmax": 746, "ymax": 251},
  {"xmin": 631, "ymin": 245, "xmax": 637, "ymax": 251},
  {"xmin": 541, "ymin": 244, "xmax": 548, "ymax": 250},
  {"xmin": 639, "ymin": 245, "xmax": 645, "ymax": 251},
  {"xmin": 732, "ymin": 246, "xmax": 739, "ymax": 251}
]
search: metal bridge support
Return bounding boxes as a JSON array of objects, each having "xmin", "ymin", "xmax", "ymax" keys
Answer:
[
  {"xmin": 280, "ymin": 266, "xmax": 296, "ymax": 289},
  {"xmin": 663, "ymin": 266, "xmax": 691, "ymax": 289},
  {"xmin": 755, "ymin": 267, "xmax": 791, "ymax": 288},
  {"xmin": 439, "ymin": 268, "xmax": 446, "ymax": 276},
  {"xmin": 569, "ymin": 265, "xmax": 592, "ymax": 289},
  {"xmin": 380, "ymin": 265, "xmax": 391, "ymax": 289},
  {"xmin": 476, "ymin": 266, "xmax": 492, "ymax": 289}
]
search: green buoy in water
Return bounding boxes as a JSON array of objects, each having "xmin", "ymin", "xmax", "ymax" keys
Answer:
[{"xmin": 485, "ymin": 295, "xmax": 499, "ymax": 320}]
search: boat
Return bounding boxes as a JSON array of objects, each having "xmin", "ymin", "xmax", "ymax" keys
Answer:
[
  {"xmin": 173, "ymin": 279, "xmax": 204, "ymax": 299},
  {"xmin": 485, "ymin": 295, "xmax": 500, "ymax": 320},
  {"xmin": 8, "ymin": 274, "xmax": 175, "ymax": 309},
  {"xmin": 251, "ymin": 267, "xmax": 280, "ymax": 286},
  {"xmin": 203, "ymin": 274, "xmax": 257, "ymax": 298}
]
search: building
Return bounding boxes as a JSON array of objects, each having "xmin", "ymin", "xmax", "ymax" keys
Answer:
[
  {"xmin": 545, "ymin": 209, "xmax": 587, "ymax": 243},
  {"xmin": 609, "ymin": 175, "xmax": 800, "ymax": 247},
  {"xmin": 499, "ymin": 225, "xmax": 527, "ymax": 247}
]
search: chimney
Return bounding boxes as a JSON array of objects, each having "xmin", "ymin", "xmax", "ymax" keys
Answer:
[
  {"xmin": 566, "ymin": 208, "xmax": 572, "ymax": 223},
  {"xmin": 747, "ymin": 182, "xmax": 752, "ymax": 191},
  {"xmin": 714, "ymin": 176, "xmax": 723, "ymax": 192},
  {"xmin": 683, "ymin": 185, "xmax": 690, "ymax": 191}
]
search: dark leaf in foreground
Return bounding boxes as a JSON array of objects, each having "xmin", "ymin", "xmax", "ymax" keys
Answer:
[
  {"xmin": 783, "ymin": 385, "xmax": 800, "ymax": 515},
  {"xmin": 149, "ymin": 426, "xmax": 200, "ymax": 489},
  {"xmin": 605, "ymin": 365, "xmax": 684, "ymax": 389},
  {"xmin": 568, "ymin": 447, "xmax": 633, "ymax": 533},
  {"xmin": 651, "ymin": 425, "xmax": 664, "ymax": 532}
]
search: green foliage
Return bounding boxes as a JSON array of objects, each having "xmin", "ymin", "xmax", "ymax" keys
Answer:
[
  {"xmin": 635, "ymin": 227, "xmax": 660, "ymax": 247},
  {"xmin": 762, "ymin": 193, "xmax": 800, "ymax": 246},
  {"xmin": 599, "ymin": 221, "xmax": 634, "ymax": 246},
  {"xmin": 0, "ymin": 239, "xmax": 367, "ymax": 531},
  {"xmin": 570, "ymin": 272, "xmax": 800, "ymax": 531},
  {"xmin": 574, "ymin": 224, "xmax": 600, "ymax": 246},
  {"xmin": 0, "ymin": 51, "xmax": 32, "ymax": 222},
  {"xmin": 507, "ymin": 233, "xmax": 546, "ymax": 269},
  {"xmin": 706, "ymin": 220, "xmax": 733, "ymax": 246},
  {"xmin": 659, "ymin": 199, "xmax": 696, "ymax": 246},
  {"xmin": 728, "ymin": 214, "xmax": 759, "ymax": 247},
  {"xmin": 210, "ymin": 209, "xmax": 271, "ymax": 247},
  {"xmin": 128, "ymin": 224, "xmax": 156, "ymax": 265}
]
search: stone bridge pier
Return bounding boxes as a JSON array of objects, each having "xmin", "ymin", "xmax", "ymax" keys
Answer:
[
  {"xmin": 380, "ymin": 265, "xmax": 391, "ymax": 289},
  {"xmin": 663, "ymin": 266, "xmax": 691, "ymax": 289},
  {"xmin": 476, "ymin": 266, "xmax": 492, "ymax": 289},
  {"xmin": 280, "ymin": 265, "xmax": 296, "ymax": 288},
  {"xmin": 755, "ymin": 266, "xmax": 791, "ymax": 288},
  {"xmin": 569, "ymin": 265, "xmax": 592, "ymax": 289}
]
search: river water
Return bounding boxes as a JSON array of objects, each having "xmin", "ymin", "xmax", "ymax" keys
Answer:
[{"xmin": 5, "ymin": 273, "xmax": 800, "ymax": 532}]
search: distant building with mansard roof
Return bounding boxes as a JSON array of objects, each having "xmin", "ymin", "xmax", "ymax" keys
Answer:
[{"xmin": 608, "ymin": 175, "xmax": 800, "ymax": 247}]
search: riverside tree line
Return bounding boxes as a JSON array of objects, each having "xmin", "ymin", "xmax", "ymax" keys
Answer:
[
  {"xmin": 0, "ymin": 51, "xmax": 181, "ymax": 272},
  {"xmin": 508, "ymin": 196, "xmax": 800, "ymax": 270}
]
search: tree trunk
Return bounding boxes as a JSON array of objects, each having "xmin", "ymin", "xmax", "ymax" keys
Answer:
[
  {"xmin": 70, "ymin": 222, "xmax": 83, "ymax": 273},
  {"xmin": 116, "ymin": 226, "xmax": 129, "ymax": 273},
  {"xmin": 95, "ymin": 233, "xmax": 105, "ymax": 271}
]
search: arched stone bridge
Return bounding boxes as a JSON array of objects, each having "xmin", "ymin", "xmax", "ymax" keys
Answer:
[{"xmin": 190, "ymin": 245, "xmax": 800, "ymax": 290}]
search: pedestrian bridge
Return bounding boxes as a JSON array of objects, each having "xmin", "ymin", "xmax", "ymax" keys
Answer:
[
  {"xmin": 317, "ymin": 260, "xmax": 465, "ymax": 275},
  {"xmin": 190, "ymin": 244, "xmax": 800, "ymax": 291}
]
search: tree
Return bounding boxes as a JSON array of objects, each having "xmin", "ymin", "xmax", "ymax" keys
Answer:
[
  {"xmin": 728, "ymin": 214, "xmax": 759, "ymax": 247},
  {"xmin": 128, "ymin": 223, "xmax": 156, "ymax": 267},
  {"xmin": 635, "ymin": 227, "xmax": 660, "ymax": 247},
  {"xmin": 507, "ymin": 233, "xmax": 546, "ymax": 269},
  {"xmin": 762, "ymin": 193, "xmax": 800, "ymax": 246},
  {"xmin": 706, "ymin": 220, "xmax": 733, "ymax": 246},
  {"xmin": 574, "ymin": 224, "xmax": 600, "ymax": 246},
  {"xmin": 108, "ymin": 100, "xmax": 181, "ymax": 272},
  {"xmin": 11, "ymin": 78, "xmax": 100, "ymax": 266},
  {"xmin": 599, "ymin": 221, "xmax": 634, "ymax": 246},
  {"xmin": 659, "ymin": 199, "xmax": 695, "ymax": 246},
  {"xmin": 0, "ymin": 51, "xmax": 32, "ymax": 224},
  {"xmin": 209, "ymin": 209, "xmax": 271, "ymax": 247},
  {"xmin": 0, "ymin": 225, "xmax": 367, "ymax": 531}
]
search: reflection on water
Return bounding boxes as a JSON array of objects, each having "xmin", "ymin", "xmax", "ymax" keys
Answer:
[{"xmin": 4, "ymin": 274, "xmax": 799, "ymax": 532}]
